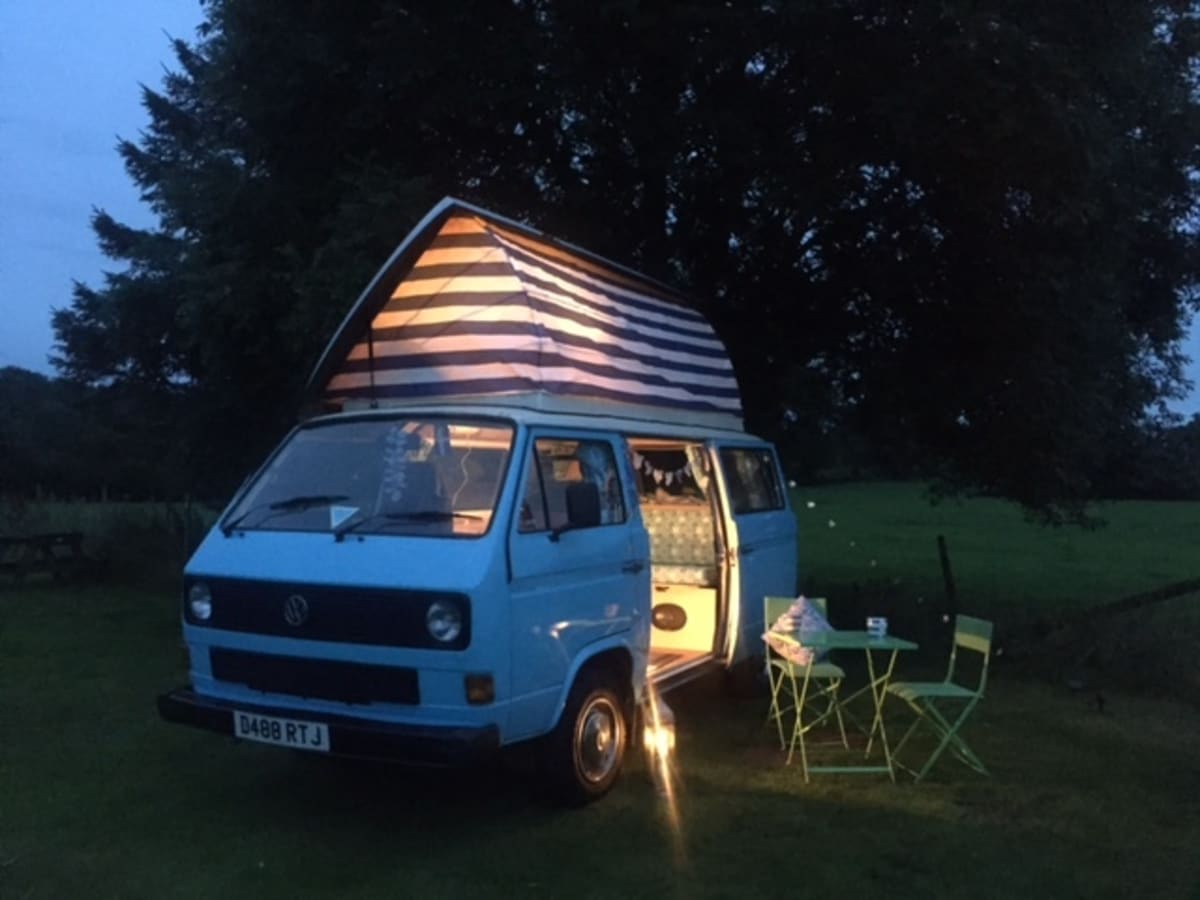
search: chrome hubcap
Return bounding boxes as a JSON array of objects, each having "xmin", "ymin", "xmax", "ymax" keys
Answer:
[{"xmin": 575, "ymin": 696, "xmax": 622, "ymax": 784}]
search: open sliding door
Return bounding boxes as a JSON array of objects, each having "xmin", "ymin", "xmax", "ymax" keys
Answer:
[{"xmin": 709, "ymin": 442, "xmax": 798, "ymax": 665}]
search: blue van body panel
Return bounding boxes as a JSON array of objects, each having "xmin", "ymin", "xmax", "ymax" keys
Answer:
[
  {"xmin": 731, "ymin": 509, "xmax": 798, "ymax": 657},
  {"xmin": 187, "ymin": 528, "xmax": 494, "ymax": 592},
  {"xmin": 505, "ymin": 429, "xmax": 650, "ymax": 742},
  {"xmin": 183, "ymin": 528, "xmax": 517, "ymax": 739}
]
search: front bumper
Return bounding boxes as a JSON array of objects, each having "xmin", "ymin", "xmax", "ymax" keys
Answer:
[{"xmin": 157, "ymin": 687, "xmax": 500, "ymax": 766}]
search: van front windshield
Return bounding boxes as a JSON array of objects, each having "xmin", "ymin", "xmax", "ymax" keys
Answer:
[{"xmin": 223, "ymin": 417, "xmax": 515, "ymax": 538}]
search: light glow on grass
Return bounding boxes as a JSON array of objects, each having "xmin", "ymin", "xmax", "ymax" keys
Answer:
[{"xmin": 643, "ymin": 682, "xmax": 685, "ymax": 864}]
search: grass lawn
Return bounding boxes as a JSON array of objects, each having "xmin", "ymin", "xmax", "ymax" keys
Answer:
[
  {"xmin": 793, "ymin": 481, "xmax": 1200, "ymax": 626},
  {"xmin": 3, "ymin": 582, "xmax": 1199, "ymax": 899}
]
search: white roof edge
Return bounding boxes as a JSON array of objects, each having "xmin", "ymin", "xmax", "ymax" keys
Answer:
[{"xmin": 307, "ymin": 394, "xmax": 757, "ymax": 441}]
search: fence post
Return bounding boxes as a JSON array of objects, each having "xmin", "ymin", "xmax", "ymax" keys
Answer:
[{"xmin": 937, "ymin": 534, "xmax": 958, "ymax": 619}]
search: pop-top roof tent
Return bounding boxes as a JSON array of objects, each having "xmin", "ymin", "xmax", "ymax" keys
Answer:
[{"xmin": 306, "ymin": 197, "xmax": 744, "ymax": 431}]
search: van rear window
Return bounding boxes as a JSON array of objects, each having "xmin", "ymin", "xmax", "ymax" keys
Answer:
[{"xmin": 718, "ymin": 448, "xmax": 785, "ymax": 514}]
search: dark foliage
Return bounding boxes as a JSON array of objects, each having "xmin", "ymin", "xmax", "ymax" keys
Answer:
[
  {"xmin": 1094, "ymin": 414, "xmax": 1200, "ymax": 500},
  {"xmin": 47, "ymin": 1, "xmax": 1200, "ymax": 515},
  {"xmin": 0, "ymin": 367, "xmax": 204, "ymax": 499}
]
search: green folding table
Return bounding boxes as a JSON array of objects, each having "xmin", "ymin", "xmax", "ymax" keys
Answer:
[{"xmin": 789, "ymin": 630, "xmax": 918, "ymax": 782}]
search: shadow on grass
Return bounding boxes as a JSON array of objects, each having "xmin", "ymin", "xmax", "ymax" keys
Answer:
[{"xmin": 261, "ymin": 748, "xmax": 547, "ymax": 821}]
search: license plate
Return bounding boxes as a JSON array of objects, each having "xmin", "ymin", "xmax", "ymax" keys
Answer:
[{"xmin": 233, "ymin": 710, "xmax": 330, "ymax": 752}]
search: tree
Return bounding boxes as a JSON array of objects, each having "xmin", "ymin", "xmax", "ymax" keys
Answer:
[
  {"xmin": 0, "ymin": 368, "xmax": 189, "ymax": 499},
  {"xmin": 1096, "ymin": 413, "xmax": 1200, "ymax": 500},
  {"xmin": 53, "ymin": 0, "xmax": 1200, "ymax": 517}
]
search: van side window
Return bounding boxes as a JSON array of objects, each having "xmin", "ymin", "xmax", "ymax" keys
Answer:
[
  {"xmin": 718, "ymin": 447, "xmax": 785, "ymax": 514},
  {"xmin": 519, "ymin": 438, "xmax": 626, "ymax": 532}
]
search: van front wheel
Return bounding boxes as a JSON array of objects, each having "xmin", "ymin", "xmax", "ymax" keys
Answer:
[{"xmin": 543, "ymin": 672, "xmax": 628, "ymax": 805}]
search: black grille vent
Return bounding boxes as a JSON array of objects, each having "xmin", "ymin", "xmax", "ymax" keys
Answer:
[
  {"xmin": 210, "ymin": 648, "xmax": 419, "ymax": 705},
  {"xmin": 186, "ymin": 578, "xmax": 469, "ymax": 650}
]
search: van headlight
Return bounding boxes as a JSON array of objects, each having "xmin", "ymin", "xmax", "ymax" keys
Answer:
[
  {"xmin": 426, "ymin": 600, "xmax": 463, "ymax": 643},
  {"xmin": 188, "ymin": 582, "xmax": 213, "ymax": 621}
]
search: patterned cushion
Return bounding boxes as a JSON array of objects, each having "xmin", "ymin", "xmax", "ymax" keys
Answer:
[
  {"xmin": 641, "ymin": 505, "xmax": 717, "ymax": 586},
  {"xmin": 651, "ymin": 564, "xmax": 718, "ymax": 586},
  {"xmin": 765, "ymin": 596, "xmax": 833, "ymax": 662},
  {"xmin": 764, "ymin": 630, "xmax": 816, "ymax": 665}
]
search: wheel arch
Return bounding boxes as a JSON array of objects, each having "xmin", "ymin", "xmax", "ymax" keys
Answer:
[{"xmin": 548, "ymin": 640, "xmax": 635, "ymax": 731}]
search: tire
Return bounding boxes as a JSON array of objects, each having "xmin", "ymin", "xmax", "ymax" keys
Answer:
[{"xmin": 542, "ymin": 670, "xmax": 629, "ymax": 806}]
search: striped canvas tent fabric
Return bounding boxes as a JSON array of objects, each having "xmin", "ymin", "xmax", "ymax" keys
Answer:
[{"xmin": 309, "ymin": 198, "xmax": 743, "ymax": 429}]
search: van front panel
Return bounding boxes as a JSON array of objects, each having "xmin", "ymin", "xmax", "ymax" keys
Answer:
[{"xmin": 182, "ymin": 528, "xmax": 514, "ymax": 736}]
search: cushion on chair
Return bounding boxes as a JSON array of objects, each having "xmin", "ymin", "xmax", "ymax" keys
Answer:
[
  {"xmin": 764, "ymin": 630, "xmax": 814, "ymax": 665},
  {"xmin": 764, "ymin": 595, "xmax": 833, "ymax": 664},
  {"xmin": 887, "ymin": 681, "xmax": 976, "ymax": 702}
]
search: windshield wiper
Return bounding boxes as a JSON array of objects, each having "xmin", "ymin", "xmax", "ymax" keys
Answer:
[
  {"xmin": 333, "ymin": 509, "xmax": 482, "ymax": 541},
  {"xmin": 222, "ymin": 494, "xmax": 350, "ymax": 537}
]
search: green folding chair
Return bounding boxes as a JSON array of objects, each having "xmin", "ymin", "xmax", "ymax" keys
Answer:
[
  {"xmin": 763, "ymin": 596, "xmax": 848, "ymax": 777},
  {"xmin": 885, "ymin": 614, "xmax": 993, "ymax": 782}
]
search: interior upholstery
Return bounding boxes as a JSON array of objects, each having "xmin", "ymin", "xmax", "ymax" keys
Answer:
[{"xmin": 640, "ymin": 504, "xmax": 718, "ymax": 586}]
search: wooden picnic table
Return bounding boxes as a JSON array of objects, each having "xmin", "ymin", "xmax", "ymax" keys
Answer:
[{"xmin": 0, "ymin": 532, "xmax": 88, "ymax": 581}]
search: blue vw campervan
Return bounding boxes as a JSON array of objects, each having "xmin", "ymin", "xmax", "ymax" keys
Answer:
[{"xmin": 158, "ymin": 199, "xmax": 797, "ymax": 803}]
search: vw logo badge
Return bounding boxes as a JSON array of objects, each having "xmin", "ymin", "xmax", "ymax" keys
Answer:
[{"xmin": 283, "ymin": 594, "xmax": 309, "ymax": 627}]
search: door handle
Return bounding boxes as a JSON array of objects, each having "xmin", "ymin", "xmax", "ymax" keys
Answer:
[
  {"xmin": 622, "ymin": 560, "xmax": 645, "ymax": 574},
  {"xmin": 741, "ymin": 547, "xmax": 756, "ymax": 557}
]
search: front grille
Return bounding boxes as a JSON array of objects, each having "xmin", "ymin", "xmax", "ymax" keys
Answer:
[
  {"xmin": 187, "ymin": 578, "xmax": 470, "ymax": 650},
  {"xmin": 210, "ymin": 648, "xmax": 419, "ymax": 705}
]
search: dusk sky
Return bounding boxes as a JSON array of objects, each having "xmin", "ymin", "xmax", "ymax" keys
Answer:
[
  {"xmin": 2, "ymin": 2, "xmax": 1198, "ymax": 414},
  {"xmin": 1, "ymin": 0, "xmax": 203, "ymax": 372}
]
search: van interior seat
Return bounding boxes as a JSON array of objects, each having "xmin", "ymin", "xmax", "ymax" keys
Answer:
[{"xmin": 640, "ymin": 504, "xmax": 718, "ymax": 587}]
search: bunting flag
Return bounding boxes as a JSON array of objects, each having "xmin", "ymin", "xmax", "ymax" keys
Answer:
[
  {"xmin": 630, "ymin": 450, "xmax": 693, "ymax": 485},
  {"xmin": 308, "ymin": 198, "xmax": 743, "ymax": 429}
]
